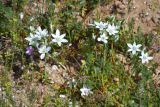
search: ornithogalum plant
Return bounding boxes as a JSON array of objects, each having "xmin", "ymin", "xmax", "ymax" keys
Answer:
[{"xmin": 25, "ymin": 26, "xmax": 68, "ymax": 59}]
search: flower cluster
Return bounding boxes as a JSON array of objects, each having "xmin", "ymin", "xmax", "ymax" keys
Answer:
[
  {"xmin": 25, "ymin": 26, "xmax": 68, "ymax": 59},
  {"xmin": 90, "ymin": 20, "xmax": 120, "ymax": 44},
  {"xmin": 127, "ymin": 42, "xmax": 153, "ymax": 64}
]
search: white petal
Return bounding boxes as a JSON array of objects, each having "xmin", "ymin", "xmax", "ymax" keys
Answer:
[
  {"xmin": 137, "ymin": 44, "xmax": 142, "ymax": 48},
  {"xmin": 56, "ymin": 29, "xmax": 60, "ymax": 36},
  {"xmin": 25, "ymin": 37, "xmax": 31, "ymax": 41},
  {"xmin": 57, "ymin": 42, "xmax": 62, "ymax": 46},
  {"xmin": 133, "ymin": 42, "xmax": 136, "ymax": 47},
  {"xmin": 128, "ymin": 49, "xmax": 132, "ymax": 52},
  {"xmin": 94, "ymin": 21, "xmax": 99, "ymax": 25},
  {"xmin": 148, "ymin": 57, "xmax": 153, "ymax": 60},
  {"xmin": 61, "ymin": 39, "xmax": 68, "ymax": 43},
  {"xmin": 103, "ymin": 40, "xmax": 108, "ymax": 44},
  {"xmin": 141, "ymin": 51, "xmax": 145, "ymax": 55},
  {"xmin": 61, "ymin": 34, "xmax": 66, "ymax": 38},
  {"xmin": 51, "ymin": 34, "xmax": 57, "ymax": 38},
  {"xmin": 137, "ymin": 49, "xmax": 141, "ymax": 51},
  {"xmin": 97, "ymin": 38, "xmax": 101, "ymax": 41},
  {"xmin": 40, "ymin": 54, "xmax": 45, "ymax": 59},
  {"xmin": 52, "ymin": 39, "xmax": 57, "ymax": 43},
  {"xmin": 30, "ymin": 33, "xmax": 34, "ymax": 37},
  {"xmin": 127, "ymin": 43, "xmax": 132, "ymax": 48},
  {"xmin": 142, "ymin": 60, "xmax": 146, "ymax": 64},
  {"xmin": 46, "ymin": 47, "xmax": 51, "ymax": 52},
  {"xmin": 132, "ymin": 50, "xmax": 136, "ymax": 55}
]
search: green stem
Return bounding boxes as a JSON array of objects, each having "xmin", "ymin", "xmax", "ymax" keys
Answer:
[
  {"xmin": 111, "ymin": 42, "xmax": 115, "ymax": 64},
  {"xmin": 103, "ymin": 44, "xmax": 107, "ymax": 71}
]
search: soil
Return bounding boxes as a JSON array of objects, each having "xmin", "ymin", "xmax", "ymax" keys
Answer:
[{"xmin": 84, "ymin": 0, "xmax": 160, "ymax": 33}]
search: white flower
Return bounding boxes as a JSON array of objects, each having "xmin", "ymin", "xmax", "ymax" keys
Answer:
[
  {"xmin": 59, "ymin": 94, "xmax": 66, "ymax": 98},
  {"xmin": 38, "ymin": 45, "xmax": 51, "ymax": 59},
  {"xmin": 36, "ymin": 26, "xmax": 48, "ymax": 38},
  {"xmin": 97, "ymin": 33, "xmax": 108, "ymax": 44},
  {"xmin": 127, "ymin": 42, "xmax": 142, "ymax": 55},
  {"xmin": 94, "ymin": 21, "xmax": 107, "ymax": 30},
  {"xmin": 51, "ymin": 29, "xmax": 68, "ymax": 46},
  {"xmin": 139, "ymin": 51, "xmax": 153, "ymax": 64},
  {"xmin": 25, "ymin": 33, "xmax": 41, "ymax": 45},
  {"xmin": 80, "ymin": 86, "xmax": 93, "ymax": 96},
  {"xmin": 106, "ymin": 24, "xmax": 119, "ymax": 35},
  {"xmin": 19, "ymin": 12, "xmax": 24, "ymax": 20}
]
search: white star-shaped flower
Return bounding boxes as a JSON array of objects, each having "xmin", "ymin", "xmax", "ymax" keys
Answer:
[
  {"xmin": 139, "ymin": 51, "xmax": 153, "ymax": 64},
  {"xmin": 80, "ymin": 86, "xmax": 93, "ymax": 96},
  {"xmin": 97, "ymin": 33, "xmax": 108, "ymax": 44},
  {"xmin": 36, "ymin": 26, "xmax": 48, "ymax": 38},
  {"xmin": 94, "ymin": 21, "xmax": 107, "ymax": 30},
  {"xmin": 106, "ymin": 24, "xmax": 119, "ymax": 35},
  {"xmin": 25, "ymin": 33, "xmax": 41, "ymax": 45},
  {"xmin": 127, "ymin": 42, "xmax": 142, "ymax": 55},
  {"xmin": 51, "ymin": 29, "xmax": 68, "ymax": 46},
  {"xmin": 38, "ymin": 45, "xmax": 51, "ymax": 59}
]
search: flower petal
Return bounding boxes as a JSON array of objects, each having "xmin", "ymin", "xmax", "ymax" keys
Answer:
[
  {"xmin": 61, "ymin": 34, "xmax": 66, "ymax": 38},
  {"xmin": 57, "ymin": 42, "xmax": 62, "ymax": 46},
  {"xmin": 46, "ymin": 47, "xmax": 51, "ymax": 52},
  {"xmin": 40, "ymin": 54, "xmax": 45, "ymax": 59},
  {"xmin": 51, "ymin": 34, "xmax": 57, "ymax": 38},
  {"xmin": 56, "ymin": 29, "xmax": 60, "ymax": 36},
  {"xmin": 52, "ymin": 39, "xmax": 57, "ymax": 43},
  {"xmin": 61, "ymin": 39, "xmax": 68, "ymax": 43},
  {"xmin": 137, "ymin": 44, "xmax": 142, "ymax": 48},
  {"xmin": 148, "ymin": 56, "xmax": 153, "ymax": 60},
  {"xmin": 97, "ymin": 38, "xmax": 101, "ymax": 41},
  {"xmin": 127, "ymin": 43, "xmax": 132, "ymax": 48}
]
